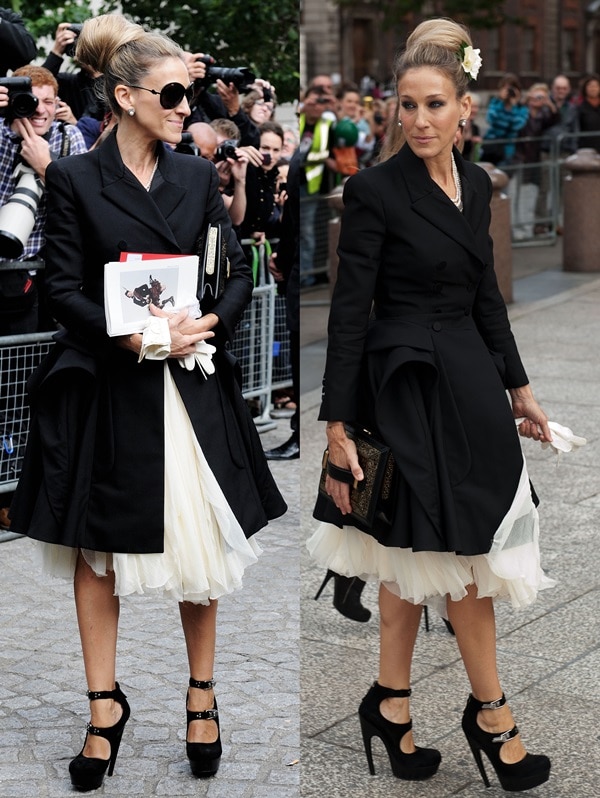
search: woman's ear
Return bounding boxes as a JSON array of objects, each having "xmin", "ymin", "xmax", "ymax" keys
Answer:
[
  {"xmin": 114, "ymin": 84, "xmax": 133, "ymax": 116},
  {"xmin": 460, "ymin": 93, "xmax": 472, "ymax": 123}
]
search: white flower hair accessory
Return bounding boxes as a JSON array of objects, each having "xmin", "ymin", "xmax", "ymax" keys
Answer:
[{"xmin": 458, "ymin": 42, "xmax": 482, "ymax": 81}]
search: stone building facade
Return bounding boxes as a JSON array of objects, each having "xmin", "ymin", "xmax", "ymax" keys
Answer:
[{"xmin": 301, "ymin": 0, "xmax": 600, "ymax": 93}]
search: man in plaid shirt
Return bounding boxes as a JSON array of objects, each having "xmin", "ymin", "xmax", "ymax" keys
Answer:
[{"xmin": 0, "ymin": 64, "xmax": 86, "ymax": 335}]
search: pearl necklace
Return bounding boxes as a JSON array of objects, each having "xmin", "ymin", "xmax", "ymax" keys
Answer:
[
  {"xmin": 450, "ymin": 153, "xmax": 463, "ymax": 211},
  {"xmin": 144, "ymin": 156, "xmax": 159, "ymax": 191}
]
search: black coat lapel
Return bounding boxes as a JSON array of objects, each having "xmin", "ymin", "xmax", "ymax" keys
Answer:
[
  {"xmin": 98, "ymin": 130, "xmax": 187, "ymax": 251},
  {"xmin": 396, "ymin": 145, "xmax": 488, "ymax": 265}
]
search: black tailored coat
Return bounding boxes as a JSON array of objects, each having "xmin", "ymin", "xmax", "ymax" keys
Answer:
[
  {"xmin": 10, "ymin": 129, "xmax": 286, "ymax": 552},
  {"xmin": 315, "ymin": 145, "xmax": 529, "ymax": 556}
]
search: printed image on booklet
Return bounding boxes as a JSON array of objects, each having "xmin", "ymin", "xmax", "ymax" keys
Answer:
[{"xmin": 104, "ymin": 255, "xmax": 199, "ymax": 336}]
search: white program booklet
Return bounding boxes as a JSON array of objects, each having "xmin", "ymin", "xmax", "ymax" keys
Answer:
[{"xmin": 104, "ymin": 254, "xmax": 199, "ymax": 336}]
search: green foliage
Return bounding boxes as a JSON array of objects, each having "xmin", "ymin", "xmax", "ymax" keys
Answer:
[
  {"xmin": 16, "ymin": 1, "xmax": 93, "ymax": 45},
  {"xmin": 100, "ymin": 0, "xmax": 299, "ymax": 102},
  {"xmin": 17, "ymin": 0, "xmax": 299, "ymax": 101}
]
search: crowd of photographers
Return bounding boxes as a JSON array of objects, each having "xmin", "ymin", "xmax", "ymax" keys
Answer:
[
  {"xmin": 0, "ymin": 8, "xmax": 301, "ymax": 528},
  {"xmin": 0, "ymin": 11, "xmax": 300, "ymax": 339}
]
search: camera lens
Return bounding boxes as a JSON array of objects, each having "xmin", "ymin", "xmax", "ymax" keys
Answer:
[{"xmin": 10, "ymin": 92, "xmax": 38, "ymax": 119}]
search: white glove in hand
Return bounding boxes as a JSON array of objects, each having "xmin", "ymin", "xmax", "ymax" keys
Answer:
[
  {"xmin": 138, "ymin": 317, "xmax": 171, "ymax": 363},
  {"xmin": 178, "ymin": 340, "xmax": 216, "ymax": 378},
  {"xmin": 542, "ymin": 421, "xmax": 587, "ymax": 455}
]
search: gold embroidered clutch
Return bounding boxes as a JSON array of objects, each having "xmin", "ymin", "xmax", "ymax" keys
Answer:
[{"xmin": 317, "ymin": 424, "xmax": 396, "ymax": 532}]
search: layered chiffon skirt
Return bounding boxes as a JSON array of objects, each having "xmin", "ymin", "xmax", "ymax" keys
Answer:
[
  {"xmin": 307, "ymin": 460, "xmax": 555, "ymax": 614},
  {"xmin": 35, "ymin": 362, "xmax": 261, "ymax": 604}
]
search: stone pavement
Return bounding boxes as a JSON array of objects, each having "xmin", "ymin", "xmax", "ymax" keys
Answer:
[
  {"xmin": 1, "ymin": 241, "xmax": 599, "ymax": 798},
  {"xmin": 0, "ymin": 426, "xmax": 299, "ymax": 798},
  {"xmin": 300, "ymin": 244, "xmax": 600, "ymax": 797}
]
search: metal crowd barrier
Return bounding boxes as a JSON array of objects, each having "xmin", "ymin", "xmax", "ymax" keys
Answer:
[
  {"xmin": 479, "ymin": 129, "xmax": 600, "ymax": 247},
  {"xmin": 231, "ymin": 238, "xmax": 293, "ymax": 429}
]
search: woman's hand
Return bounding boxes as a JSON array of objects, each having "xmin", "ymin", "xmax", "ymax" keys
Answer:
[
  {"xmin": 148, "ymin": 305, "xmax": 215, "ymax": 358},
  {"xmin": 509, "ymin": 385, "xmax": 553, "ymax": 443},
  {"xmin": 324, "ymin": 422, "xmax": 364, "ymax": 515}
]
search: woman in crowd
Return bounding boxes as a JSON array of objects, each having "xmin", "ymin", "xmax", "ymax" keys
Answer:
[
  {"xmin": 9, "ymin": 14, "xmax": 286, "ymax": 791},
  {"xmin": 309, "ymin": 18, "xmax": 553, "ymax": 793},
  {"xmin": 575, "ymin": 73, "xmax": 600, "ymax": 152},
  {"xmin": 481, "ymin": 73, "xmax": 529, "ymax": 166}
]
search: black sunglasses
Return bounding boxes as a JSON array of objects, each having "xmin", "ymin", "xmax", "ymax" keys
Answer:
[{"xmin": 129, "ymin": 82, "xmax": 196, "ymax": 109}]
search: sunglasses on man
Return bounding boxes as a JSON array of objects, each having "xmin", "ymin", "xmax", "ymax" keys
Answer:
[{"xmin": 128, "ymin": 81, "xmax": 196, "ymax": 109}]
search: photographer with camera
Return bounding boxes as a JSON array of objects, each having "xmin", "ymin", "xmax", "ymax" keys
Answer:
[
  {"xmin": 481, "ymin": 73, "xmax": 529, "ymax": 166},
  {"xmin": 0, "ymin": 7, "xmax": 37, "ymax": 77},
  {"xmin": 183, "ymin": 51, "xmax": 261, "ymax": 147},
  {"xmin": 208, "ymin": 118, "xmax": 256, "ymax": 226},
  {"xmin": 0, "ymin": 65, "xmax": 87, "ymax": 336}
]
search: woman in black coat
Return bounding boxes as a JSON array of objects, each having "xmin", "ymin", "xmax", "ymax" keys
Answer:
[
  {"xmin": 309, "ymin": 19, "xmax": 553, "ymax": 792},
  {"xmin": 9, "ymin": 14, "xmax": 285, "ymax": 790}
]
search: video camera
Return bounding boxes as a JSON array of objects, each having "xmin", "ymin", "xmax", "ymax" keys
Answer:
[
  {"xmin": 0, "ymin": 77, "xmax": 38, "ymax": 122},
  {"xmin": 194, "ymin": 55, "xmax": 255, "ymax": 93},
  {"xmin": 65, "ymin": 23, "xmax": 84, "ymax": 58}
]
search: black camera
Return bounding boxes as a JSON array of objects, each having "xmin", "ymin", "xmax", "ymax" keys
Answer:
[
  {"xmin": 0, "ymin": 77, "xmax": 38, "ymax": 121},
  {"xmin": 214, "ymin": 140, "xmax": 239, "ymax": 162},
  {"xmin": 507, "ymin": 87, "xmax": 517, "ymax": 99},
  {"xmin": 65, "ymin": 23, "xmax": 84, "ymax": 58},
  {"xmin": 174, "ymin": 131, "xmax": 200, "ymax": 157},
  {"xmin": 195, "ymin": 55, "xmax": 256, "ymax": 92}
]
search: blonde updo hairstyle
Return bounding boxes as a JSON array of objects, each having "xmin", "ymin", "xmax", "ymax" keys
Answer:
[
  {"xmin": 75, "ymin": 14, "xmax": 185, "ymax": 118},
  {"xmin": 380, "ymin": 18, "xmax": 473, "ymax": 162}
]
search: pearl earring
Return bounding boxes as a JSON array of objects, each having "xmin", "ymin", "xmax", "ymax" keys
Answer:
[
  {"xmin": 397, "ymin": 120, "xmax": 402, "ymax": 128},
  {"xmin": 459, "ymin": 118, "xmax": 467, "ymax": 128},
  {"xmin": 127, "ymin": 108, "xmax": 135, "ymax": 117}
]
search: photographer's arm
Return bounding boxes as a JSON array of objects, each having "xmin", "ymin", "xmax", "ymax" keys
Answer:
[{"xmin": 12, "ymin": 118, "xmax": 52, "ymax": 182}]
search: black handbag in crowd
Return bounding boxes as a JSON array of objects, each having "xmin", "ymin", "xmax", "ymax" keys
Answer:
[
  {"xmin": 316, "ymin": 424, "xmax": 397, "ymax": 532},
  {"xmin": 197, "ymin": 222, "xmax": 230, "ymax": 303}
]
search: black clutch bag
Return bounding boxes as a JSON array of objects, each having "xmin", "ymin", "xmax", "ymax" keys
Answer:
[
  {"xmin": 197, "ymin": 223, "xmax": 230, "ymax": 303},
  {"xmin": 316, "ymin": 424, "xmax": 396, "ymax": 532}
]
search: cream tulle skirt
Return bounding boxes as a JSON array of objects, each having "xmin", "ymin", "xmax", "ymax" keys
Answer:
[
  {"xmin": 35, "ymin": 363, "xmax": 261, "ymax": 604},
  {"xmin": 307, "ymin": 461, "xmax": 555, "ymax": 615}
]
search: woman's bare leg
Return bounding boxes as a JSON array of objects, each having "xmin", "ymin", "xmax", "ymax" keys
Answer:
[
  {"xmin": 73, "ymin": 552, "xmax": 121, "ymax": 760},
  {"xmin": 179, "ymin": 599, "xmax": 219, "ymax": 743},
  {"xmin": 446, "ymin": 584, "xmax": 526, "ymax": 764},
  {"xmin": 377, "ymin": 584, "xmax": 423, "ymax": 753}
]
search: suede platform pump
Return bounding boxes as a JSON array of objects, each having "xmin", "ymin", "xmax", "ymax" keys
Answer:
[
  {"xmin": 314, "ymin": 569, "xmax": 371, "ymax": 622},
  {"xmin": 69, "ymin": 683, "xmax": 130, "ymax": 792},
  {"xmin": 462, "ymin": 693, "xmax": 551, "ymax": 792},
  {"xmin": 186, "ymin": 677, "xmax": 222, "ymax": 777},
  {"xmin": 358, "ymin": 682, "xmax": 441, "ymax": 780}
]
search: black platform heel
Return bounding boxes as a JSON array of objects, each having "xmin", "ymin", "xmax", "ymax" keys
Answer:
[
  {"xmin": 462, "ymin": 693, "xmax": 551, "ymax": 791},
  {"xmin": 69, "ymin": 683, "xmax": 130, "ymax": 791},
  {"xmin": 358, "ymin": 682, "xmax": 441, "ymax": 780},
  {"xmin": 314, "ymin": 569, "xmax": 371, "ymax": 622},
  {"xmin": 186, "ymin": 677, "xmax": 222, "ymax": 777}
]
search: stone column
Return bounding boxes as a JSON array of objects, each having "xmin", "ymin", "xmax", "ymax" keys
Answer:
[
  {"xmin": 563, "ymin": 148, "xmax": 600, "ymax": 272},
  {"xmin": 477, "ymin": 162, "xmax": 513, "ymax": 303}
]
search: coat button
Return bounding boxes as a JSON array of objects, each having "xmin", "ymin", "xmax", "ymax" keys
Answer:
[
  {"xmin": 466, "ymin": 282, "xmax": 474, "ymax": 292},
  {"xmin": 432, "ymin": 321, "xmax": 442, "ymax": 331},
  {"xmin": 118, "ymin": 240, "xmax": 128, "ymax": 251},
  {"xmin": 436, "ymin": 261, "xmax": 447, "ymax": 270},
  {"xmin": 464, "ymin": 307, "xmax": 471, "ymax": 316}
]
